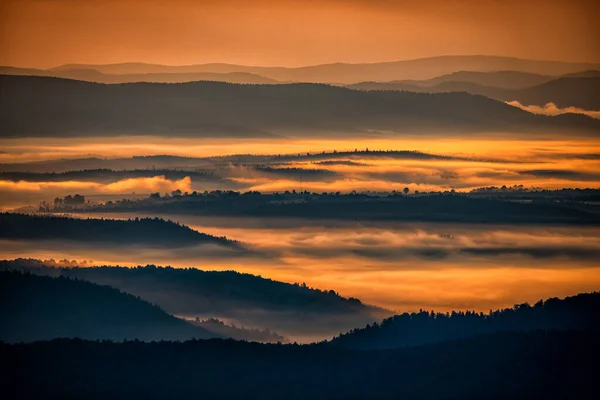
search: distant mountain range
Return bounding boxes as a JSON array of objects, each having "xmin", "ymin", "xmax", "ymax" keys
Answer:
[
  {"xmin": 2, "ymin": 75, "xmax": 598, "ymax": 138},
  {"xmin": 0, "ymin": 66, "xmax": 279, "ymax": 85},
  {"xmin": 46, "ymin": 55, "xmax": 600, "ymax": 83}
]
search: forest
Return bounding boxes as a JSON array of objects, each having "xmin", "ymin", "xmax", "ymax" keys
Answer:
[
  {"xmin": 57, "ymin": 190, "xmax": 600, "ymax": 224},
  {"xmin": 0, "ymin": 213, "xmax": 241, "ymax": 248},
  {"xmin": 1, "ymin": 331, "xmax": 597, "ymax": 399}
]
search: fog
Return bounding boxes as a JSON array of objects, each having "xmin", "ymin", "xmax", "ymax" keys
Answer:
[
  {"xmin": 2, "ymin": 134, "xmax": 599, "ymax": 318},
  {"xmin": 3, "ymin": 213, "xmax": 599, "ymax": 314},
  {"xmin": 507, "ymin": 101, "xmax": 600, "ymax": 119},
  {"xmin": 2, "ymin": 136, "xmax": 600, "ymax": 210}
]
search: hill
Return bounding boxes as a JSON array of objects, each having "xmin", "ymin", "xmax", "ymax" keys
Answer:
[
  {"xmin": 69, "ymin": 191, "xmax": 600, "ymax": 225},
  {"xmin": 193, "ymin": 318, "xmax": 288, "ymax": 343},
  {"xmin": 0, "ymin": 213, "xmax": 241, "ymax": 248},
  {"xmin": 0, "ymin": 260, "xmax": 387, "ymax": 339},
  {"xmin": 50, "ymin": 55, "xmax": 600, "ymax": 82},
  {"xmin": 508, "ymin": 77, "xmax": 600, "ymax": 109},
  {"xmin": 0, "ymin": 150, "xmax": 462, "ymax": 174},
  {"xmin": 350, "ymin": 76, "xmax": 600, "ymax": 110},
  {"xmin": 1, "ymin": 331, "xmax": 598, "ymax": 399},
  {"xmin": 0, "ymin": 66, "xmax": 279, "ymax": 84},
  {"xmin": 0, "ymin": 271, "xmax": 216, "ymax": 342},
  {"xmin": 390, "ymin": 70, "xmax": 555, "ymax": 89},
  {"xmin": 1, "ymin": 75, "xmax": 599, "ymax": 138},
  {"xmin": 330, "ymin": 292, "xmax": 600, "ymax": 349}
]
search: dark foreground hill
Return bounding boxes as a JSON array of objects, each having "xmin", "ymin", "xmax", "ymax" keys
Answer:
[
  {"xmin": 1, "ymin": 75, "xmax": 599, "ymax": 138},
  {"xmin": 0, "ymin": 260, "xmax": 386, "ymax": 338},
  {"xmin": 331, "ymin": 292, "xmax": 600, "ymax": 349},
  {"xmin": 0, "ymin": 213, "xmax": 241, "ymax": 248},
  {"xmin": 0, "ymin": 271, "xmax": 215, "ymax": 342},
  {"xmin": 1, "ymin": 331, "xmax": 598, "ymax": 399}
]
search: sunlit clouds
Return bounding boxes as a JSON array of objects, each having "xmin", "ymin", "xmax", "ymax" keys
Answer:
[
  {"xmin": 0, "ymin": 176, "xmax": 192, "ymax": 210},
  {"xmin": 2, "ymin": 217, "xmax": 599, "ymax": 313}
]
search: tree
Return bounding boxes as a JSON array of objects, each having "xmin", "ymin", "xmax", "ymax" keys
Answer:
[{"xmin": 403, "ymin": 187, "xmax": 410, "ymax": 195}]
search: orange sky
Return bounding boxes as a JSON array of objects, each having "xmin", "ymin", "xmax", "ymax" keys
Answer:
[{"xmin": 1, "ymin": 0, "xmax": 599, "ymax": 68}]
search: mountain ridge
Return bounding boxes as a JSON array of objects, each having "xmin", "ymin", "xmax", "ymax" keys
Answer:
[
  {"xmin": 2, "ymin": 74, "xmax": 598, "ymax": 138},
  {"xmin": 48, "ymin": 55, "xmax": 600, "ymax": 82}
]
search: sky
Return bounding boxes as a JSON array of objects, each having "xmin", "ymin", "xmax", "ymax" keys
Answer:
[{"xmin": 1, "ymin": 0, "xmax": 599, "ymax": 69}]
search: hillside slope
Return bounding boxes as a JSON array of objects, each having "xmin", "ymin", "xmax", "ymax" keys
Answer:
[
  {"xmin": 1, "ymin": 75, "xmax": 598, "ymax": 138},
  {"xmin": 0, "ymin": 271, "xmax": 216, "ymax": 342},
  {"xmin": 330, "ymin": 292, "xmax": 600, "ymax": 349},
  {"xmin": 0, "ymin": 260, "xmax": 387, "ymax": 338}
]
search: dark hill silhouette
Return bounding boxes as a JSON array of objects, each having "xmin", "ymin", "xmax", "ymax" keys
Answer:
[
  {"xmin": 0, "ymin": 168, "xmax": 221, "ymax": 183},
  {"xmin": 0, "ymin": 150, "xmax": 468, "ymax": 173},
  {"xmin": 330, "ymin": 292, "xmax": 600, "ymax": 349},
  {"xmin": 561, "ymin": 70, "xmax": 600, "ymax": 78},
  {"xmin": 1, "ymin": 331, "xmax": 598, "ymax": 399},
  {"xmin": 0, "ymin": 155, "xmax": 218, "ymax": 173},
  {"xmin": 0, "ymin": 260, "xmax": 387, "ymax": 338},
  {"xmin": 509, "ymin": 77, "xmax": 600, "ymax": 109},
  {"xmin": 0, "ymin": 167, "xmax": 338, "ymax": 184},
  {"xmin": 50, "ymin": 55, "xmax": 600, "ymax": 82},
  {"xmin": 0, "ymin": 66, "xmax": 279, "ymax": 84},
  {"xmin": 193, "ymin": 318, "xmax": 288, "ymax": 343},
  {"xmin": 350, "ymin": 77, "xmax": 600, "ymax": 110},
  {"xmin": 0, "ymin": 213, "xmax": 241, "ymax": 248},
  {"xmin": 73, "ymin": 191, "xmax": 600, "ymax": 225},
  {"xmin": 0, "ymin": 271, "xmax": 216, "ymax": 342},
  {"xmin": 390, "ymin": 70, "xmax": 554, "ymax": 89},
  {"xmin": 2, "ymin": 75, "xmax": 599, "ymax": 138}
]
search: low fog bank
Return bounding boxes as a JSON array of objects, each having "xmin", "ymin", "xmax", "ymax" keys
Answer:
[
  {"xmin": 2, "ymin": 138, "xmax": 600, "ymax": 211},
  {"xmin": 507, "ymin": 101, "xmax": 600, "ymax": 119},
  {"xmin": 1, "ymin": 260, "xmax": 387, "ymax": 342},
  {"xmin": 2, "ymin": 216, "xmax": 600, "ymax": 316}
]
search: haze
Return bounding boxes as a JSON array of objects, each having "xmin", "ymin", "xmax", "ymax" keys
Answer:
[{"xmin": 1, "ymin": 0, "xmax": 599, "ymax": 68}]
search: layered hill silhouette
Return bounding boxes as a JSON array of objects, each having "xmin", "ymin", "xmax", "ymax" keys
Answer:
[
  {"xmin": 0, "ymin": 213, "xmax": 241, "ymax": 248},
  {"xmin": 49, "ymin": 55, "xmax": 600, "ymax": 82},
  {"xmin": 387, "ymin": 70, "xmax": 556, "ymax": 89},
  {"xmin": 0, "ymin": 260, "xmax": 387, "ymax": 338},
  {"xmin": 350, "ymin": 76, "xmax": 600, "ymax": 110},
  {"xmin": 2, "ymin": 75, "xmax": 599, "ymax": 138},
  {"xmin": 0, "ymin": 66, "xmax": 279, "ymax": 85},
  {"xmin": 0, "ymin": 150, "xmax": 464, "ymax": 174},
  {"xmin": 330, "ymin": 292, "xmax": 600, "ymax": 349},
  {"xmin": 193, "ymin": 318, "xmax": 288, "ymax": 343},
  {"xmin": 0, "ymin": 270, "xmax": 216, "ymax": 342},
  {"xmin": 2, "ymin": 331, "xmax": 597, "ymax": 399},
  {"xmin": 72, "ymin": 191, "xmax": 600, "ymax": 225}
]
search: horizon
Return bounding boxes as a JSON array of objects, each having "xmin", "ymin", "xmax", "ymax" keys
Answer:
[
  {"xmin": 2, "ymin": 0, "xmax": 598, "ymax": 69},
  {"xmin": 5, "ymin": 53, "xmax": 600, "ymax": 71},
  {"xmin": 1, "ymin": 1, "xmax": 599, "ymax": 396}
]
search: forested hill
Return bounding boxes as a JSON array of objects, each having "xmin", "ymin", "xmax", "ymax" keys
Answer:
[
  {"xmin": 75, "ymin": 191, "xmax": 600, "ymax": 225},
  {"xmin": 0, "ymin": 260, "xmax": 387, "ymax": 337},
  {"xmin": 0, "ymin": 271, "xmax": 216, "ymax": 342},
  {"xmin": 1, "ymin": 331, "xmax": 598, "ymax": 399},
  {"xmin": 330, "ymin": 292, "xmax": 600, "ymax": 349},
  {"xmin": 0, "ymin": 213, "xmax": 241, "ymax": 248},
  {"xmin": 2, "ymin": 75, "xmax": 599, "ymax": 138}
]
